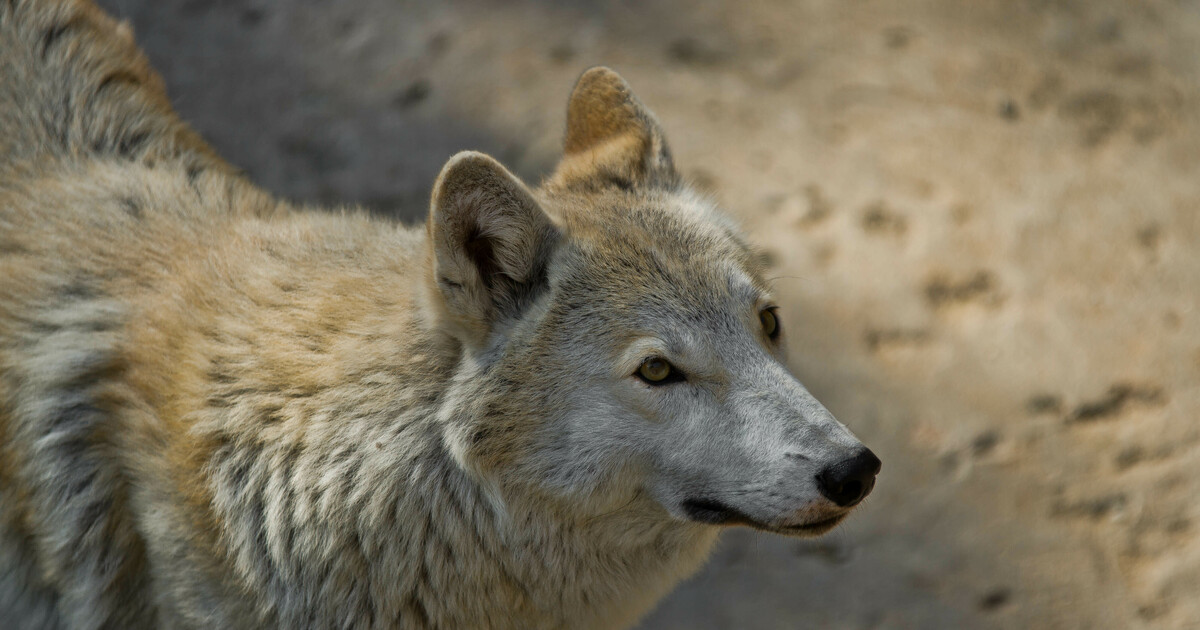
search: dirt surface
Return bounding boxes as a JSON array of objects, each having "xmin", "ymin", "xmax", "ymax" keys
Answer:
[{"xmin": 95, "ymin": 0, "xmax": 1200, "ymax": 627}]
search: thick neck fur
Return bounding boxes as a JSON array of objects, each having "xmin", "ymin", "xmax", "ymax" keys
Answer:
[{"xmin": 115, "ymin": 192, "xmax": 717, "ymax": 629}]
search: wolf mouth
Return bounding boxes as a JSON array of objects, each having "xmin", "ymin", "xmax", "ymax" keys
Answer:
[
  {"xmin": 680, "ymin": 499, "xmax": 848, "ymax": 536},
  {"xmin": 776, "ymin": 513, "xmax": 847, "ymax": 535}
]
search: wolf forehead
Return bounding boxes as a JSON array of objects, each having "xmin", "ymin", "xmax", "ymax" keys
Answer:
[{"xmin": 538, "ymin": 187, "xmax": 772, "ymax": 329}]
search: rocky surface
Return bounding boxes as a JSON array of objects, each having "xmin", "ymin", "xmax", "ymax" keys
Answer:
[{"xmin": 96, "ymin": 0, "xmax": 1200, "ymax": 627}]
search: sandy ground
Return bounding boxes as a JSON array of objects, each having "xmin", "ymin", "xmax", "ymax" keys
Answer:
[{"xmin": 94, "ymin": 0, "xmax": 1200, "ymax": 627}]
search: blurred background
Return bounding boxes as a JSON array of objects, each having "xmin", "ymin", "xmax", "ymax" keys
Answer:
[{"xmin": 94, "ymin": 0, "xmax": 1200, "ymax": 627}]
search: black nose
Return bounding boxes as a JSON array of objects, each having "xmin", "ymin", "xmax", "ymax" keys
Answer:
[{"xmin": 816, "ymin": 448, "xmax": 881, "ymax": 507}]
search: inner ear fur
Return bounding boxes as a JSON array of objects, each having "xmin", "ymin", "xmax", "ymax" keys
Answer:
[
  {"xmin": 551, "ymin": 66, "xmax": 679, "ymax": 191},
  {"xmin": 427, "ymin": 151, "xmax": 559, "ymax": 347}
]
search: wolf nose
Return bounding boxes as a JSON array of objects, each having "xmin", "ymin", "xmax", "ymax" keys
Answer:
[{"xmin": 816, "ymin": 448, "xmax": 881, "ymax": 507}]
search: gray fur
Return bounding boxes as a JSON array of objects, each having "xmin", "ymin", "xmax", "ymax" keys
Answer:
[{"xmin": 0, "ymin": 3, "xmax": 876, "ymax": 628}]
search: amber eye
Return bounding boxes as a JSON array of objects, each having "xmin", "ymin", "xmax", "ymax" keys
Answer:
[
  {"xmin": 761, "ymin": 308, "xmax": 780, "ymax": 340},
  {"xmin": 636, "ymin": 357, "xmax": 683, "ymax": 385}
]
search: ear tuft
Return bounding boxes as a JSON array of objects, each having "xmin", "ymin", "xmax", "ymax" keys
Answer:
[
  {"xmin": 564, "ymin": 67, "xmax": 646, "ymax": 155},
  {"xmin": 427, "ymin": 151, "xmax": 559, "ymax": 348},
  {"xmin": 553, "ymin": 67, "xmax": 678, "ymax": 190}
]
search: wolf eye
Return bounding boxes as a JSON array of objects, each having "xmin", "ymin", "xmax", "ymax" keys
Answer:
[
  {"xmin": 760, "ymin": 308, "xmax": 780, "ymax": 340},
  {"xmin": 636, "ymin": 357, "xmax": 684, "ymax": 385}
]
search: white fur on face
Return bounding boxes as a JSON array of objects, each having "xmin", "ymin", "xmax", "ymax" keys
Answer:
[{"xmin": 518, "ymin": 192, "xmax": 870, "ymax": 535}]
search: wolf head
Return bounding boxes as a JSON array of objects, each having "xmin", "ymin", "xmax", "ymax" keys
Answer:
[{"xmin": 424, "ymin": 68, "xmax": 878, "ymax": 537}]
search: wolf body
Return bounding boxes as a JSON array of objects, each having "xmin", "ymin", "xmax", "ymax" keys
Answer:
[{"xmin": 0, "ymin": 1, "xmax": 879, "ymax": 628}]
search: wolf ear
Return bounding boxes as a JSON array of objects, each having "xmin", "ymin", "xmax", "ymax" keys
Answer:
[
  {"xmin": 426, "ymin": 151, "xmax": 560, "ymax": 348},
  {"xmin": 550, "ymin": 66, "xmax": 679, "ymax": 191}
]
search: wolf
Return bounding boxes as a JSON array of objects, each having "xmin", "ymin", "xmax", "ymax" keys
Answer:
[{"xmin": 0, "ymin": 1, "xmax": 881, "ymax": 628}]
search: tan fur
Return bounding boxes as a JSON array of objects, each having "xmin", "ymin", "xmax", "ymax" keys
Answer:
[
  {"xmin": 0, "ymin": 2, "xmax": 876, "ymax": 628},
  {"xmin": 556, "ymin": 67, "xmax": 679, "ymax": 192}
]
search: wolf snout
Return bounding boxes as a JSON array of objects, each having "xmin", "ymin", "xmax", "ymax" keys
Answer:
[{"xmin": 816, "ymin": 448, "xmax": 881, "ymax": 507}]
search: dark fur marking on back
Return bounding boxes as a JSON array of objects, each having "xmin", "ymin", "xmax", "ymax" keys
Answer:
[
  {"xmin": 50, "ymin": 90, "xmax": 74, "ymax": 148},
  {"xmin": 184, "ymin": 163, "xmax": 206, "ymax": 200},
  {"xmin": 604, "ymin": 173, "xmax": 634, "ymax": 191},
  {"xmin": 206, "ymin": 364, "xmax": 239, "ymax": 385},
  {"xmin": 407, "ymin": 562, "xmax": 434, "ymax": 628},
  {"xmin": 228, "ymin": 449, "xmax": 253, "ymax": 494},
  {"xmin": 62, "ymin": 353, "xmax": 124, "ymax": 386},
  {"xmin": 93, "ymin": 70, "xmax": 143, "ymax": 100},
  {"xmin": 116, "ymin": 129, "xmax": 151, "ymax": 159},
  {"xmin": 119, "ymin": 196, "xmax": 142, "ymax": 219},
  {"xmin": 80, "ymin": 498, "xmax": 114, "ymax": 530},
  {"xmin": 340, "ymin": 455, "xmax": 362, "ymax": 500},
  {"xmin": 57, "ymin": 280, "xmax": 97, "ymax": 301},
  {"xmin": 205, "ymin": 387, "xmax": 260, "ymax": 409},
  {"xmin": 0, "ymin": 239, "xmax": 28, "ymax": 255},
  {"xmin": 40, "ymin": 18, "xmax": 81, "ymax": 61}
]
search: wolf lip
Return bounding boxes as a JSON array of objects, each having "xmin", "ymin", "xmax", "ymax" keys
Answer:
[
  {"xmin": 777, "ymin": 513, "xmax": 847, "ymax": 534},
  {"xmin": 680, "ymin": 499, "xmax": 848, "ymax": 535}
]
